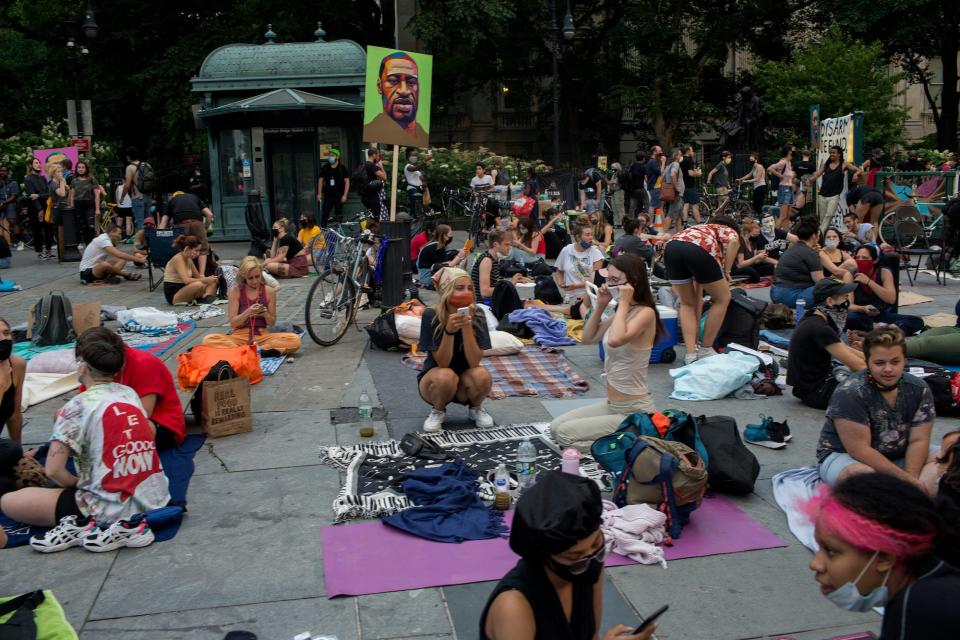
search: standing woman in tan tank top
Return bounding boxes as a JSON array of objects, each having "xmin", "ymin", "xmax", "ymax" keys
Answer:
[{"xmin": 550, "ymin": 253, "xmax": 663, "ymax": 452}]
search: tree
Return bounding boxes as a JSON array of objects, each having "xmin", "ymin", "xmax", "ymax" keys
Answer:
[{"xmin": 755, "ymin": 25, "xmax": 908, "ymax": 150}]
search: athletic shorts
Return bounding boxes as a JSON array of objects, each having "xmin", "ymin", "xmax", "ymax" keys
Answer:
[
  {"xmin": 860, "ymin": 190, "xmax": 883, "ymax": 207},
  {"xmin": 116, "ymin": 207, "xmax": 133, "ymax": 219},
  {"xmin": 79, "ymin": 268, "xmax": 97, "ymax": 284},
  {"xmin": 663, "ymin": 240, "xmax": 724, "ymax": 285},
  {"xmin": 682, "ymin": 187, "xmax": 700, "ymax": 205},
  {"xmin": 163, "ymin": 281, "xmax": 186, "ymax": 304},
  {"xmin": 55, "ymin": 487, "xmax": 83, "ymax": 521}
]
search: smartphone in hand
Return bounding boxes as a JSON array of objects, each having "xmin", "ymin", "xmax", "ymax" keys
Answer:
[{"xmin": 633, "ymin": 605, "xmax": 668, "ymax": 634}]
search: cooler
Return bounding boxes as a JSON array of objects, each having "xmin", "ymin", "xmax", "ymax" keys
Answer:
[{"xmin": 598, "ymin": 304, "xmax": 679, "ymax": 364}]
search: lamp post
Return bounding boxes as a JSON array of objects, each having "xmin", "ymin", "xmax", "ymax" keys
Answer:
[
  {"xmin": 550, "ymin": 0, "xmax": 575, "ymax": 169},
  {"xmin": 66, "ymin": 1, "xmax": 98, "ymax": 140}
]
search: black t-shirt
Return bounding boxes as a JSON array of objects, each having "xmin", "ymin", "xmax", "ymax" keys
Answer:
[
  {"xmin": 750, "ymin": 229, "xmax": 789, "ymax": 260},
  {"xmin": 774, "ymin": 242, "xmax": 821, "ymax": 288},
  {"xmin": 319, "ymin": 163, "xmax": 350, "ymax": 198},
  {"xmin": 628, "ymin": 161, "xmax": 646, "ymax": 192},
  {"xmin": 165, "ymin": 193, "xmax": 206, "ymax": 223},
  {"xmin": 417, "ymin": 307, "xmax": 491, "ymax": 380},
  {"xmin": 680, "ymin": 156, "xmax": 698, "ymax": 189},
  {"xmin": 278, "ymin": 233, "xmax": 303, "ymax": 260},
  {"xmin": 794, "ymin": 159, "xmax": 815, "ymax": 177},
  {"xmin": 417, "ymin": 241, "xmax": 449, "ymax": 270},
  {"xmin": 786, "ymin": 313, "xmax": 840, "ymax": 396},
  {"xmin": 881, "ymin": 559, "xmax": 960, "ymax": 639}
]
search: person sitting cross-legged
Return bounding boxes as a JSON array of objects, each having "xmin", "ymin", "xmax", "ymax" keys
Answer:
[
  {"xmin": 817, "ymin": 326, "xmax": 940, "ymax": 488},
  {"xmin": 78, "ymin": 222, "xmax": 145, "ymax": 284},
  {"xmin": 417, "ymin": 267, "xmax": 494, "ymax": 433},
  {"xmin": 846, "ymin": 244, "xmax": 924, "ymax": 336},
  {"xmin": 162, "ymin": 234, "xmax": 219, "ymax": 305},
  {"xmin": 0, "ymin": 334, "xmax": 170, "ymax": 551}
]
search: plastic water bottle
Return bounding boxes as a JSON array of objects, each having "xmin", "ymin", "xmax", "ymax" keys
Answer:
[
  {"xmin": 494, "ymin": 463, "xmax": 511, "ymax": 510},
  {"xmin": 562, "ymin": 448, "xmax": 581, "ymax": 475},
  {"xmin": 358, "ymin": 391, "xmax": 374, "ymax": 438},
  {"xmin": 516, "ymin": 440, "xmax": 538, "ymax": 490},
  {"xmin": 795, "ymin": 298, "xmax": 806, "ymax": 324}
]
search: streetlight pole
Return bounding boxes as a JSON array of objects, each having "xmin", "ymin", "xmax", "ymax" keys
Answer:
[
  {"xmin": 65, "ymin": 2, "xmax": 98, "ymax": 142},
  {"xmin": 549, "ymin": 0, "xmax": 574, "ymax": 169}
]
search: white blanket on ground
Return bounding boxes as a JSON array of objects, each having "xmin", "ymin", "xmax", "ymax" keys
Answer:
[
  {"xmin": 600, "ymin": 500, "xmax": 668, "ymax": 567},
  {"xmin": 771, "ymin": 466, "xmax": 821, "ymax": 552},
  {"xmin": 20, "ymin": 372, "xmax": 80, "ymax": 412}
]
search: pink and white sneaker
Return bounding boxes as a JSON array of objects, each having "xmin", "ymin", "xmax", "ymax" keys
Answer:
[
  {"xmin": 83, "ymin": 517, "xmax": 155, "ymax": 553},
  {"xmin": 29, "ymin": 515, "xmax": 98, "ymax": 553}
]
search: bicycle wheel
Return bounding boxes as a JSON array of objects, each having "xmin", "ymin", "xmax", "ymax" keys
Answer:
[
  {"xmin": 878, "ymin": 212, "xmax": 905, "ymax": 247},
  {"xmin": 305, "ymin": 269, "xmax": 356, "ymax": 346},
  {"xmin": 732, "ymin": 200, "xmax": 753, "ymax": 221}
]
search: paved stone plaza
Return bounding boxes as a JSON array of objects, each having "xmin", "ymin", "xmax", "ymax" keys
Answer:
[{"xmin": 0, "ymin": 240, "xmax": 957, "ymax": 639}]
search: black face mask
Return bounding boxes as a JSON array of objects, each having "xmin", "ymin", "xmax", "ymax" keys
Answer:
[
  {"xmin": 271, "ymin": 229, "xmax": 280, "ymax": 238},
  {"xmin": 546, "ymin": 556, "xmax": 604, "ymax": 585},
  {"xmin": 0, "ymin": 339, "xmax": 11, "ymax": 361}
]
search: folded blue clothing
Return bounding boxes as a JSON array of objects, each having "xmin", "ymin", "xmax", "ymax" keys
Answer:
[
  {"xmin": 508, "ymin": 308, "xmax": 575, "ymax": 346},
  {"xmin": 759, "ymin": 329, "xmax": 791, "ymax": 347}
]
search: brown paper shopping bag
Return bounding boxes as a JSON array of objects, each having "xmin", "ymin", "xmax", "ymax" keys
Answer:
[{"xmin": 200, "ymin": 376, "xmax": 252, "ymax": 438}]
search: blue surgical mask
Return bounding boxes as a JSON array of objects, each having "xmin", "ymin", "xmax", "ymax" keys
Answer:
[
  {"xmin": 328, "ymin": 157, "xmax": 337, "ymax": 165},
  {"xmin": 409, "ymin": 155, "xmax": 418, "ymax": 163},
  {"xmin": 579, "ymin": 239, "xmax": 592, "ymax": 250},
  {"xmin": 824, "ymin": 551, "xmax": 890, "ymax": 612}
]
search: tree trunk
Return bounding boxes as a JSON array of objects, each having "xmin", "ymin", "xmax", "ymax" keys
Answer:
[{"xmin": 938, "ymin": 28, "xmax": 959, "ymax": 150}]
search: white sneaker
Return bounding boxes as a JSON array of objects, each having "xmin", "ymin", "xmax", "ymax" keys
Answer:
[
  {"xmin": 697, "ymin": 346, "xmax": 718, "ymax": 359},
  {"xmin": 83, "ymin": 517, "xmax": 155, "ymax": 553},
  {"xmin": 29, "ymin": 515, "xmax": 98, "ymax": 553},
  {"xmin": 15, "ymin": 241, "xmax": 24, "ymax": 251},
  {"xmin": 77, "ymin": 242, "xmax": 85, "ymax": 252},
  {"xmin": 469, "ymin": 406, "xmax": 495, "ymax": 428},
  {"xmin": 684, "ymin": 352, "xmax": 698, "ymax": 365},
  {"xmin": 423, "ymin": 409, "xmax": 445, "ymax": 433}
]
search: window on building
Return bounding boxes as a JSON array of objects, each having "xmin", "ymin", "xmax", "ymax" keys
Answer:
[{"xmin": 219, "ymin": 129, "xmax": 252, "ymax": 198}]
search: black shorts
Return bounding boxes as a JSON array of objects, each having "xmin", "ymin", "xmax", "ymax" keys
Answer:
[
  {"xmin": 116, "ymin": 207, "xmax": 134, "ymax": 219},
  {"xmin": 570, "ymin": 298, "xmax": 585, "ymax": 320},
  {"xmin": 80, "ymin": 268, "xmax": 96, "ymax": 284},
  {"xmin": 663, "ymin": 240, "xmax": 724, "ymax": 285},
  {"xmin": 164, "ymin": 281, "xmax": 186, "ymax": 304},
  {"xmin": 860, "ymin": 190, "xmax": 883, "ymax": 206},
  {"xmin": 55, "ymin": 487, "xmax": 83, "ymax": 521}
]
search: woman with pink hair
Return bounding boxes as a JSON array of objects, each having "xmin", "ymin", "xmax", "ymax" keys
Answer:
[{"xmin": 804, "ymin": 473, "xmax": 960, "ymax": 638}]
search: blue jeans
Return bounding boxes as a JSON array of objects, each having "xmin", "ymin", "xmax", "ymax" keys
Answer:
[
  {"xmin": 0, "ymin": 257, "xmax": 10, "ymax": 269},
  {"xmin": 777, "ymin": 185, "xmax": 796, "ymax": 206},
  {"xmin": 131, "ymin": 196, "xmax": 145, "ymax": 229},
  {"xmin": 846, "ymin": 310, "xmax": 924, "ymax": 336},
  {"xmin": 770, "ymin": 284, "xmax": 814, "ymax": 308}
]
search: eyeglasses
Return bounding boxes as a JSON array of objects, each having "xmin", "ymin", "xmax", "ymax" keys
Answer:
[{"xmin": 554, "ymin": 537, "xmax": 608, "ymax": 574}]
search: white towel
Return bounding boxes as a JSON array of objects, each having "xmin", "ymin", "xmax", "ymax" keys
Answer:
[
  {"xmin": 600, "ymin": 499, "xmax": 668, "ymax": 567},
  {"xmin": 771, "ymin": 466, "xmax": 821, "ymax": 552},
  {"xmin": 20, "ymin": 371, "xmax": 80, "ymax": 411}
]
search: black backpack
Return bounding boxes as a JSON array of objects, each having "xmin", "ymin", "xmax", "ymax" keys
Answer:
[
  {"xmin": 31, "ymin": 291, "xmax": 76, "ymax": 346},
  {"xmin": 136, "ymin": 161, "xmax": 157, "ymax": 193},
  {"xmin": 190, "ymin": 360, "xmax": 237, "ymax": 423},
  {"xmin": 715, "ymin": 289, "xmax": 767, "ymax": 350},
  {"xmin": 695, "ymin": 415, "xmax": 759, "ymax": 494},
  {"xmin": 365, "ymin": 311, "xmax": 401, "ymax": 350},
  {"xmin": 491, "ymin": 280, "xmax": 522, "ymax": 320},
  {"xmin": 534, "ymin": 275, "xmax": 563, "ymax": 304}
]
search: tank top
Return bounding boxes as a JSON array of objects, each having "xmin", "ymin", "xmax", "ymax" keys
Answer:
[
  {"xmin": 471, "ymin": 253, "xmax": 501, "ymax": 303},
  {"xmin": 602, "ymin": 306, "xmax": 653, "ymax": 397},
  {"xmin": 820, "ymin": 160, "xmax": 844, "ymax": 197},
  {"xmin": 238, "ymin": 285, "xmax": 268, "ymax": 341},
  {"xmin": 0, "ymin": 379, "xmax": 15, "ymax": 432},
  {"xmin": 479, "ymin": 559, "xmax": 595, "ymax": 640}
]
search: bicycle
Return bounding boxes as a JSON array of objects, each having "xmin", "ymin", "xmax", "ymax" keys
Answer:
[
  {"xmin": 304, "ymin": 224, "xmax": 383, "ymax": 346},
  {"xmin": 703, "ymin": 184, "xmax": 753, "ymax": 222}
]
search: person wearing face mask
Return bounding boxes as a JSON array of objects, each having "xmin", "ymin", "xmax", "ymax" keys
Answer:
[
  {"xmin": 265, "ymin": 218, "xmax": 309, "ymax": 278},
  {"xmin": 317, "ymin": 147, "xmax": 350, "ymax": 227},
  {"xmin": 0, "ymin": 318, "xmax": 25, "ymax": 443},
  {"xmin": 417, "ymin": 267, "xmax": 493, "ymax": 433},
  {"xmin": 417, "ymin": 223, "xmax": 466, "ymax": 286},
  {"xmin": 804, "ymin": 473, "xmax": 960, "ymax": 638},
  {"xmin": 661, "ymin": 149, "xmax": 685, "ymax": 233},
  {"xmin": 705, "ymin": 150, "xmax": 733, "ymax": 215},
  {"xmin": 553, "ymin": 223, "xmax": 605, "ymax": 318},
  {"xmin": 481, "ymin": 470, "xmax": 657, "ymax": 640},
  {"xmin": 162, "ymin": 235, "xmax": 219, "ymax": 305},
  {"xmin": 846, "ymin": 245, "xmax": 923, "ymax": 336},
  {"xmin": 589, "ymin": 209, "xmax": 614, "ymax": 252},
  {"xmin": 819, "ymin": 227, "xmax": 857, "ymax": 277},
  {"xmin": 297, "ymin": 212, "xmax": 320, "ymax": 265},
  {"xmin": 733, "ymin": 218, "xmax": 777, "ymax": 282},
  {"xmin": 736, "ymin": 151, "xmax": 768, "ymax": 216},
  {"xmin": 752, "ymin": 214, "xmax": 792, "ymax": 260},
  {"xmin": 0, "ymin": 335, "xmax": 170, "ymax": 548},
  {"xmin": 550, "ymin": 255, "xmax": 661, "ymax": 452},
  {"xmin": 786, "ymin": 278, "xmax": 865, "ymax": 409},
  {"xmin": 817, "ymin": 326, "xmax": 938, "ymax": 488},
  {"xmin": 472, "ymin": 230, "xmax": 530, "ymax": 309},
  {"xmin": 403, "ymin": 147, "xmax": 428, "ymax": 220},
  {"xmin": 806, "ymin": 145, "xmax": 862, "ymax": 232},
  {"xmin": 78, "ymin": 222, "xmax": 145, "ymax": 284},
  {"xmin": 768, "ymin": 145, "xmax": 797, "ymax": 229}
]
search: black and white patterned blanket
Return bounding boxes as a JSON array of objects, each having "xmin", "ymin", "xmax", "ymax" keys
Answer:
[{"xmin": 319, "ymin": 423, "xmax": 609, "ymax": 523}]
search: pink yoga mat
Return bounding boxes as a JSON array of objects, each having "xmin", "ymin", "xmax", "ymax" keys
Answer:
[{"xmin": 321, "ymin": 495, "xmax": 786, "ymax": 598}]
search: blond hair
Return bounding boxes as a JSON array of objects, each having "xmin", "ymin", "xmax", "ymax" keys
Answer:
[
  {"xmin": 238, "ymin": 256, "xmax": 263, "ymax": 282},
  {"xmin": 275, "ymin": 218, "xmax": 290, "ymax": 233},
  {"xmin": 863, "ymin": 326, "xmax": 907, "ymax": 362},
  {"xmin": 430, "ymin": 271, "xmax": 482, "ymax": 341}
]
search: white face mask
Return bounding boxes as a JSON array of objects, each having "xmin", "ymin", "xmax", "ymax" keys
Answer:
[
  {"xmin": 761, "ymin": 220, "xmax": 775, "ymax": 235},
  {"xmin": 607, "ymin": 285, "xmax": 621, "ymax": 301},
  {"xmin": 824, "ymin": 238, "xmax": 839, "ymax": 249},
  {"xmin": 824, "ymin": 551, "xmax": 891, "ymax": 612}
]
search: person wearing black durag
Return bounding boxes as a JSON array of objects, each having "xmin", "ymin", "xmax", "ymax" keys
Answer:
[{"xmin": 480, "ymin": 471, "xmax": 656, "ymax": 640}]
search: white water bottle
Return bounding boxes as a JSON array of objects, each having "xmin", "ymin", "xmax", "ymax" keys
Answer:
[
  {"xmin": 495, "ymin": 463, "xmax": 510, "ymax": 493},
  {"xmin": 358, "ymin": 391, "xmax": 374, "ymax": 438},
  {"xmin": 795, "ymin": 298, "xmax": 806, "ymax": 324},
  {"xmin": 516, "ymin": 440, "xmax": 538, "ymax": 490}
]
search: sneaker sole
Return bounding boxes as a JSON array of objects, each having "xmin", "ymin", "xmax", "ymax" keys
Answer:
[
  {"xmin": 29, "ymin": 538, "xmax": 85, "ymax": 553},
  {"xmin": 84, "ymin": 532, "xmax": 155, "ymax": 553},
  {"xmin": 745, "ymin": 438, "xmax": 787, "ymax": 450}
]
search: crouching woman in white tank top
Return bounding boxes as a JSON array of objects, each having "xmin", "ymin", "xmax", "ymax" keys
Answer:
[{"xmin": 550, "ymin": 253, "xmax": 662, "ymax": 452}]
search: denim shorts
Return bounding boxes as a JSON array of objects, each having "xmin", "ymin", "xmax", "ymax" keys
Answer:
[
  {"xmin": 819, "ymin": 452, "xmax": 905, "ymax": 487},
  {"xmin": 777, "ymin": 185, "xmax": 796, "ymax": 206}
]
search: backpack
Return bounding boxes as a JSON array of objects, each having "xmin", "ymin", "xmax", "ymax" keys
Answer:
[
  {"xmin": 612, "ymin": 436, "xmax": 707, "ymax": 539},
  {"xmin": 351, "ymin": 162, "xmax": 370, "ymax": 194},
  {"xmin": 695, "ymin": 415, "xmax": 760, "ymax": 494},
  {"xmin": 365, "ymin": 310, "xmax": 401, "ymax": 350},
  {"xmin": 30, "ymin": 291, "xmax": 76, "ymax": 346},
  {"xmin": 715, "ymin": 289, "xmax": 767, "ymax": 350},
  {"xmin": 189, "ymin": 360, "xmax": 236, "ymax": 423},
  {"xmin": 534, "ymin": 275, "xmax": 563, "ymax": 304},
  {"xmin": 591, "ymin": 410, "xmax": 709, "ymax": 475},
  {"xmin": 491, "ymin": 280, "xmax": 523, "ymax": 320},
  {"xmin": 136, "ymin": 161, "xmax": 157, "ymax": 193}
]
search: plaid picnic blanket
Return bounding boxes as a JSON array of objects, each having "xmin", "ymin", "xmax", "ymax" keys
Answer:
[{"xmin": 401, "ymin": 346, "xmax": 589, "ymax": 399}]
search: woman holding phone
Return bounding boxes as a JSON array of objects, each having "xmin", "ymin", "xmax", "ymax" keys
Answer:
[{"xmin": 416, "ymin": 267, "xmax": 494, "ymax": 433}]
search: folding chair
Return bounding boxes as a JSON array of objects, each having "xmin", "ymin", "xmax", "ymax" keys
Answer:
[
  {"xmin": 894, "ymin": 219, "xmax": 941, "ymax": 285},
  {"xmin": 145, "ymin": 226, "xmax": 186, "ymax": 291}
]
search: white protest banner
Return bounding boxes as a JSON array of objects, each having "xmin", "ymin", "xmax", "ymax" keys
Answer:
[{"xmin": 816, "ymin": 113, "xmax": 856, "ymax": 227}]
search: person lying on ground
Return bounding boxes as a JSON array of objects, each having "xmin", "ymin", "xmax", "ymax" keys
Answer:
[
  {"xmin": 919, "ymin": 430, "xmax": 960, "ymax": 497},
  {"xmin": 0, "ymin": 317, "xmax": 25, "ymax": 443},
  {"xmin": 786, "ymin": 278, "xmax": 865, "ymax": 410},
  {"xmin": 159, "ymin": 190, "xmax": 214, "ymax": 276},
  {"xmin": 840, "ymin": 211, "xmax": 876, "ymax": 251},
  {"xmin": 417, "ymin": 267, "xmax": 493, "ymax": 433},
  {"xmin": 76, "ymin": 328, "xmax": 186, "ymax": 450},
  {"xmin": 663, "ymin": 217, "xmax": 738, "ymax": 364},
  {"xmin": 78, "ymin": 222, "xmax": 145, "ymax": 284},
  {"xmin": 771, "ymin": 217, "xmax": 832, "ymax": 309},
  {"xmin": 472, "ymin": 229, "xmax": 530, "ymax": 305},
  {"xmin": 162, "ymin": 234, "xmax": 218, "ymax": 305},
  {"xmin": 201, "ymin": 256, "xmax": 301, "ymax": 356},
  {"xmin": 847, "ymin": 245, "xmax": 923, "ymax": 335},
  {"xmin": 817, "ymin": 326, "xmax": 939, "ymax": 488},
  {"xmin": 264, "ymin": 218, "xmax": 309, "ymax": 278},
  {"xmin": 733, "ymin": 218, "xmax": 777, "ymax": 283},
  {"xmin": 819, "ymin": 227, "xmax": 856, "ymax": 278},
  {"xmin": 417, "ymin": 223, "xmax": 466, "ymax": 287},
  {"xmin": 481, "ymin": 470, "xmax": 656, "ymax": 640},
  {"xmin": 804, "ymin": 473, "xmax": 960, "ymax": 638},
  {"xmin": 0, "ymin": 333, "xmax": 171, "ymax": 529},
  {"xmin": 551, "ymin": 254, "xmax": 661, "ymax": 452},
  {"xmin": 904, "ymin": 326, "xmax": 960, "ymax": 366}
]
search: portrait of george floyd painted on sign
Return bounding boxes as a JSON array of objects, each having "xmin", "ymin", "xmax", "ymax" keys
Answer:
[{"xmin": 363, "ymin": 46, "xmax": 432, "ymax": 148}]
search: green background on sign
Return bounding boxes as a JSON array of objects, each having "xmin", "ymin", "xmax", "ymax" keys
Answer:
[{"xmin": 363, "ymin": 45, "xmax": 432, "ymax": 134}]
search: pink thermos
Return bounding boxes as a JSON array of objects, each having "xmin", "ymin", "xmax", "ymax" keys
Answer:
[{"xmin": 561, "ymin": 448, "xmax": 580, "ymax": 475}]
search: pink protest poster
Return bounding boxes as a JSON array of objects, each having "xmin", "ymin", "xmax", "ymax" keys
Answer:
[{"xmin": 33, "ymin": 147, "xmax": 80, "ymax": 182}]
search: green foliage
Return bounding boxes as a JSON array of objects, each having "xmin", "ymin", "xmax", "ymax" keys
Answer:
[
  {"xmin": 0, "ymin": 120, "xmax": 115, "ymax": 186},
  {"xmin": 756, "ymin": 25, "xmax": 908, "ymax": 150}
]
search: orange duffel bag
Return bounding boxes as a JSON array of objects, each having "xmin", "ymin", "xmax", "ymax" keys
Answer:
[{"xmin": 177, "ymin": 344, "xmax": 263, "ymax": 390}]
